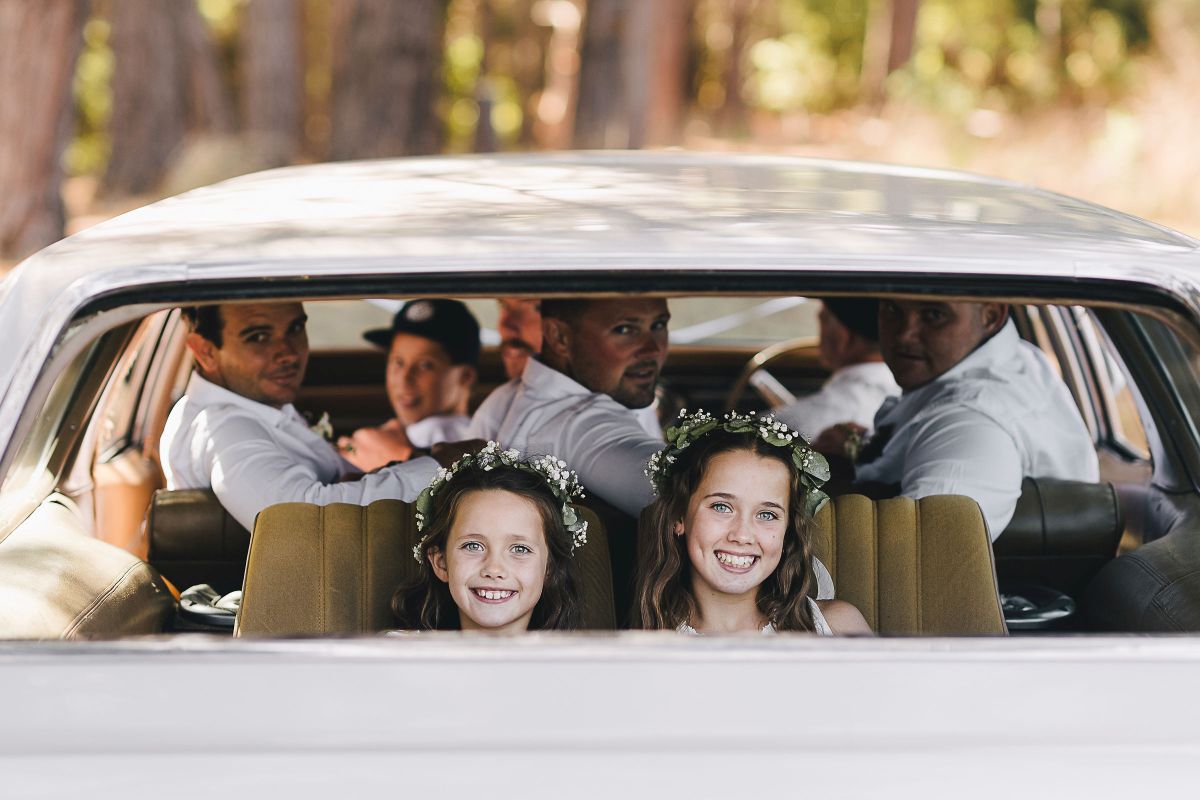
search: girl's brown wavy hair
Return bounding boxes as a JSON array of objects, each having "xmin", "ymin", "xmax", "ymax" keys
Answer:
[
  {"xmin": 392, "ymin": 464, "xmax": 581, "ymax": 631},
  {"xmin": 635, "ymin": 429, "xmax": 818, "ymax": 631}
]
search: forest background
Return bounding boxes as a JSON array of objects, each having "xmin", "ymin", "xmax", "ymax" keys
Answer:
[{"xmin": 2, "ymin": 0, "xmax": 1199, "ymax": 269}]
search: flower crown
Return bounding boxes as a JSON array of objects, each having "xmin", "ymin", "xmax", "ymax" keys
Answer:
[
  {"xmin": 412, "ymin": 441, "xmax": 588, "ymax": 563},
  {"xmin": 644, "ymin": 409, "xmax": 831, "ymax": 519}
]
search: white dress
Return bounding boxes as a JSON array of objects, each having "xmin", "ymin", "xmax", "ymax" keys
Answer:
[{"xmin": 676, "ymin": 597, "xmax": 834, "ymax": 636}]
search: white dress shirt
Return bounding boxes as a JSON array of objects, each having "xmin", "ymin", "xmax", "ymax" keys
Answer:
[
  {"xmin": 404, "ymin": 413, "xmax": 469, "ymax": 449},
  {"xmin": 161, "ymin": 373, "xmax": 440, "ymax": 531},
  {"xmin": 468, "ymin": 358, "xmax": 837, "ymax": 599},
  {"xmin": 775, "ymin": 361, "xmax": 899, "ymax": 440},
  {"xmin": 467, "ymin": 358, "xmax": 664, "ymax": 517},
  {"xmin": 855, "ymin": 321, "xmax": 1099, "ymax": 538}
]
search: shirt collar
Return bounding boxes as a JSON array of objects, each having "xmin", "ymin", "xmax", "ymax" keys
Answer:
[
  {"xmin": 519, "ymin": 356, "xmax": 593, "ymax": 399},
  {"xmin": 405, "ymin": 413, "xmax": 466, "ymax": 448},
  {"xmin": 876, "ymin": 319, "xmax": 1018, "ymax": 426},
  {"xmin": 185, "ymin": 372, "xmax": 300, "ymax": 428},
  {"xmin": 937, "ymin": 318, "xmax": 1018, "ymax": 383},
  {"xmin": 828, "ymin": 360, "xmax": 896, "ymax": 385}
]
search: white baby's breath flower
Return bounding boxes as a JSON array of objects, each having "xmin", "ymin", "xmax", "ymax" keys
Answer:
[{"xmin": 310, "ymin": 412, "xmax": 334, "ymax": 441}]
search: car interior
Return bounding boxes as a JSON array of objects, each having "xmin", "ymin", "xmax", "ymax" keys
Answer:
[{"xmin": 3, "ymin": 292, "xmax": 1200, "ymax": 639}]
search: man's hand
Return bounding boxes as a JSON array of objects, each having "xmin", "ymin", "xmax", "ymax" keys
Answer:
[
  {"xmin": 811, "ymin": 422, "xmax": 867, "ymax": 459},
  {"xmin": 811, "ymin": 422, "xmax": 866, "ymax": 493},
  {"xmin": 430, "ymin": 439, "xmax": 488, "ymax": 467},
  {"xmin": 337, "ymin": 419, "xmax": 413, "ymax": 471}
]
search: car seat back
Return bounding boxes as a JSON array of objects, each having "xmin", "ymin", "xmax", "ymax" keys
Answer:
[
  {"xmin": 0, "ymin": 497, "xmax": 175, "ymax": 638},
  {"xmin": 146, "ymin": 488, "xmax": 250, "ymax": 594},
  {"xmin": 235, "ymin": 499, "xmax": 614, "ymax": 636},
  {"xmin": 810, "ymin": 493, "xmax": 1006, "ymax": 635}
]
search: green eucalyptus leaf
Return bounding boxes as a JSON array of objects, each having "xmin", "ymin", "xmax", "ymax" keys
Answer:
[{"xmin": 804, "ymin": 489, "xmax": 829, "ymax": 519}]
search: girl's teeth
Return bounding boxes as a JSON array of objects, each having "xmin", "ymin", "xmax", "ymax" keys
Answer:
[
  {"xmin": 717, "ymin": 553, "xmax": 755, "ymax": 568},
  {"xmin": 476, "ymin": 589, "xmax": 514, "ymax": 601}
]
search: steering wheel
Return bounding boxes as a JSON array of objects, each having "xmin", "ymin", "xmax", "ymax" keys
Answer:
[{"xmin": 724, "ymin": 336, "xmax": 819, "ymax": 412}]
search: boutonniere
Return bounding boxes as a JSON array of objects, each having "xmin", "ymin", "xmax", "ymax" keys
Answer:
[{"xmin": 310, "ymin": 411, "xmax": 334, "ymax": 441}]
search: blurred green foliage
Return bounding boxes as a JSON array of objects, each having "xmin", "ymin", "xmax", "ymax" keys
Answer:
[
  {"xmin": 64, "ymin": 0, "xmax": 1159, "ymax": 179},
  {"xmin": 64, "ymin": 18, "xmax": 113, "ymax": 177},
  {"xmin": 442, "ymin": 0, "xmax": 531, "ymax": 151},
  {"xmin": 725, "ymin": 0, "xmax": 1151, "ymax": 121},
  {"xmin": 746, "ymin": 0, "xmax": 869, "ymax": 112}
]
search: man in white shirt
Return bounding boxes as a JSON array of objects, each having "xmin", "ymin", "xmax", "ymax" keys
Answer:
[
  {"xmin": 851, "ymin": 300, "xmax": 1100, "ymax": 539},
  {"xmin": 160, "ymin": 302, "xmax": 441, "ymax": 531},
  {"xmin": 337, "ymin": 299, "xmax": 479, "ymax": 471},
  {"xmin": 468, "ymin": 297, "xmax": 670, "ymax": 518},
  {"xmin": 775, "ymin": 298, "xmax": 899, "ymax": 440}
]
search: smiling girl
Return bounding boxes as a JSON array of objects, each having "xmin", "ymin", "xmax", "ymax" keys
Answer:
[
  {"xmin": 393, "ymin": 442, "xmax": 587, "ymax": 633},
  {"xmin": 637, "ymin": 411, "xmax": 870, "ymax": 635}
]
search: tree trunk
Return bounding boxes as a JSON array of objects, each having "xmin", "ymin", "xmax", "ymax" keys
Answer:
[
  {"xmin": 104, "ymin": 0, "xmax": 233, "ymax": 196},
  {"xmin": 327, "ymin": 0, "xmax": 445, "ymax": 160},
  {"xmin": 573, "ymin": 0, "xmax": 625, "ymax": 148},
  {"xmin": 180, "ymin": 0, "xmax": 235, "ymax": 134},
  {"xmin": 0, "ymin": 0, "xmax": 86, "ymax": 260},
  {"xmin": 887, "ymin": 0, "xmax": 919, "ymax": 73},
  {"xmin": 574, "ymin": 0, "xmax": 693, "ymax": 149},
  {"xmin": 861, "ymin": 0, "xmax": 921, "ymax": 107},
  {"xmin": 716, "ymin": 0, "xmax": 754, "ymax": 137},
  {"xmin": 241, "ymin": 0, "xmax": 304, "ymax": 161}
]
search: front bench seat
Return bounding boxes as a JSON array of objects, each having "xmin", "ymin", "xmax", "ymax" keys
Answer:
[
  {"xmin": 235, "ymin": 500, "xmax": 614, "ymax": 636},
  {"xmin": 0, "ymin": 498, "xmax": 175, "ymax": 638},
  {"xmin": 810, "ymin": 494, "xmax": 1006, "ymax": 635}
]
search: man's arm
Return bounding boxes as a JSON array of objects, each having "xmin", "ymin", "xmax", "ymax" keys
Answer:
[
  {"xmin": 200, "ymin": 414, "xmax": 439, "ymax": 531},
  {"xmin": 899, "ymin": 408, "xmax": 1023, "ymax": 539},
  {"xmin": 550, "ymin": 409, "xmax": 661, "ymax": 518}
]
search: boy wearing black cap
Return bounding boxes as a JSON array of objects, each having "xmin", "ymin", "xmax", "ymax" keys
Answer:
[
  {"xmin": 775, "ymin": 298, "xmax": 899, "ymax": 441},
  {"xmin": 338, "ymin": 299, "xmax": 480, "ymax": 471}
]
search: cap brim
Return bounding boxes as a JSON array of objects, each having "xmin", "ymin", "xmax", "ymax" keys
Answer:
[{"xmin": 363, "ymin": 328, "xmax": 392, "ymax": 349}]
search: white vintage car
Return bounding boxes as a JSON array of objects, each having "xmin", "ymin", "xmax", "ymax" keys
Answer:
[{"xmin": 2, "ymin": 153, "xmax": 1200, "ymax": 797}]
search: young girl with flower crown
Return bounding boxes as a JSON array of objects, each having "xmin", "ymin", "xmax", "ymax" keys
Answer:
[
  {"xmin": 392, "ymin": 442, "xmax": 587, "ymax": 634},
  {"xmin": 637, "ymin": 410, "xmax": 870, "ymax": 635}
]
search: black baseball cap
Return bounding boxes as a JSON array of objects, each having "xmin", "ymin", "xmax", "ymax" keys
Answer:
[
  {"xmin": 363, "ymin": 299, "xmax": 481, "ymax": 365},
  {"xmin": 823, "ymin": 298, "xmax": 880, "ymax": 342}
]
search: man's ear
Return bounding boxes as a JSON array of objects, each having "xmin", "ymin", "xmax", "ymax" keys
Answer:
[
  {"xmin": 185, "ymin": 332, "xmax": 220, "ymax": 377},
  {"xmin": 541, "ymin": 316, "xmax": 573, "ymax": 364},
  {"xmin": 429, "ymin": 547, "xmax": 449, "ymax": 582},
  {"xmin": 979, "ymin": 303, "xmax": 1010, "ymax": 337},
  {"xmin": 456, "ymin": 365, "xmax": 478, "ymax": 390}
]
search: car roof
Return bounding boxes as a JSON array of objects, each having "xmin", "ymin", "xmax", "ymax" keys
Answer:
[{"xmin": 17, "ymin": 151, "xmax": 1199, "ymax": 278}]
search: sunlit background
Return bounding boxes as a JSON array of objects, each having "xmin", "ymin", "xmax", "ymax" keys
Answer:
[{"xmin": 3, "ymin": 0, "xmax": 1198, "ymax": 268}]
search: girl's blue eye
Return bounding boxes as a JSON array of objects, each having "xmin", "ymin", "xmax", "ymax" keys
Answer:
[
  {"xmin": 756, "ymin": 510, "xmax": 780, "ymax": 521},
  {"xmin": 460, "ymin": 541, "xmax": 484, "ymax": 552},
  {"xmin": 511, "ymin": 544, "xmax": 533, "ymax": 555},
  {"xmin": 711, "ymin": 502, "xmax": 732, "ymax": 513}
]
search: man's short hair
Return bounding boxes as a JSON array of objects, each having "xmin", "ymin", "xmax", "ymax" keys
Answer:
[
  {"xmin": 539, "ymin": 299, "xmax": 593, "ymax": 327},
  {"xmin": 824, "ymin": 298, "xmax": 879, "ymax": 343},
  {"xmin": 182, "ymin": 306, "xmax": 224, "ymax": 347}
]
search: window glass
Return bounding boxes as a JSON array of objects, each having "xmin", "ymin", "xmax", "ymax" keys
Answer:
[
  {"xmin": 304, "ymin": 297, "xmax": 820, "ymax": 351},
  {"xmin": 1135, "ymin": 313, "xmax": 1200, "ymax": 464},
  {"xmin": 0, "ymin": 337, "xmax": 103, "ymax": 537},
  {"xmin": 1076, "ymin": 309, "xmax": 1151, "ymax": 461}
]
